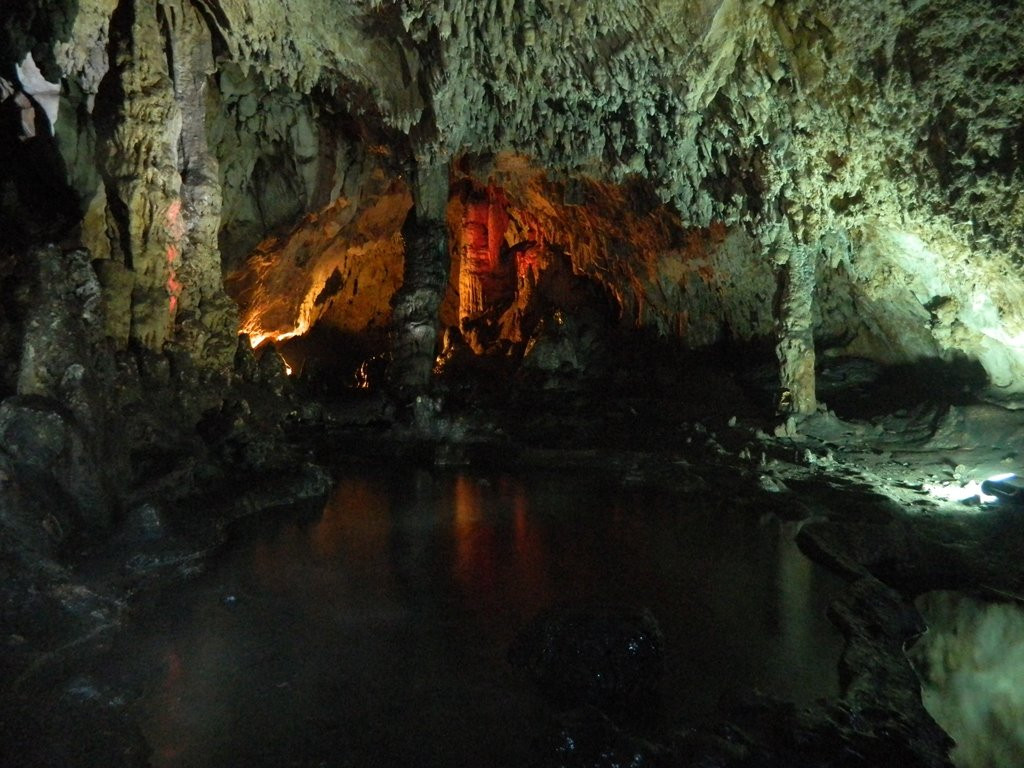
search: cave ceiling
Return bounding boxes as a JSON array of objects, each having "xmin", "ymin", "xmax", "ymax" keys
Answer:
[{"xmin": 2, "ymin": 0, "xmax": 1024, "ymax": 390}]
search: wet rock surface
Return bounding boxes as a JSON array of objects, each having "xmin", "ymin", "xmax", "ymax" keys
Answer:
[
  {"xmin": 540, "ymin": 706, "xmax": 670, "ymax": 768},
  {"xmin": 909, "ymin": 591, "xmax": 1024, "ymax": 768}
]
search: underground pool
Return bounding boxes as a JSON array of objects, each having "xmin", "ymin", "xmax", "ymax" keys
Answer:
[{"xmin": 97, "ymin": 466, "xmax": 844, "ymax": 767}]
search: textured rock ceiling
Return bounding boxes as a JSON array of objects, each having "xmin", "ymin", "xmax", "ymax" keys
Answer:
[{"xmin": 3, "ymin": 0, "xmax": 1024, "ymax": 392}]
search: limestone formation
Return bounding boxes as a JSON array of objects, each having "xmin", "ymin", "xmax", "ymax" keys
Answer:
[
  {"xmin": 387, "ymin": 162, "xmax": 451, "ymax": 399},
  {"xmin": 2, "ymin": 0, "xmax": 1022, "ymax": 400},
  {"xmin": 226, "ymin": 169, "xmax": 411, "ymax": 347}
]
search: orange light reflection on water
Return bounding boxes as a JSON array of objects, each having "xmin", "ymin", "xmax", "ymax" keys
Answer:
[
  {"xmin": 453, "ymin": 474, "xmax": 496, "ymax": 594},
  {"xmin": 310, "ymin": 477, "xmax": 392, "ymax": 564},
  {"xmin": 452, "ymin": 474, "xmax": 550, "ymax": 615}
]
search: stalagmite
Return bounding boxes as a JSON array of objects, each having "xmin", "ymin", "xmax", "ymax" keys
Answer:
[{"xmin": 775, "ymin": 242, "xmax": 817, "ymax": 416}]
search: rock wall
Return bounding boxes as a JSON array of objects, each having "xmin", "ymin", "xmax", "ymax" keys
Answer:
[
  {"xmin": 394, "ymin": 0, "xmax": 1024, "ymax": 393},
  {"xmin": 911, "ymin": 591, "xmax": 1024, "ymax": 768}
]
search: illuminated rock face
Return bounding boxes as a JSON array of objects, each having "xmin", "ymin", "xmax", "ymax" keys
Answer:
[
  {"xmin": 84, "ymin": 0, "xmax": 234, "ymax": 362},
  {"xmin": 911, "ymin": 592, "xmax": 1024, "ymax": 768},
  {"xmin": 1, "ymin": 0, "xmax": 1023, "ymax": 395},
  {"xmin": 226, "ymin": 172, "xmax": 410, "ymax": 348},
  {"xmin": 455, "ymin": 185, "xmax": 512, "ymax": 323},
  {"xmin": 447, "ymin": 164, "xmax": 777, "ymax": 359}
]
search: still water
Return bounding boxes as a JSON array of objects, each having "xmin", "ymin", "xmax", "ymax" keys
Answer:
[{"xmin": 118, "ymin": 467, "xmax": 844, "ymax": 767}]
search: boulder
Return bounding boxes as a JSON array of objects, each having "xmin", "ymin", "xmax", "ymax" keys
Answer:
[{"xmin": 0, "ymin": 395, "xmax": 111, "ymax": 530}]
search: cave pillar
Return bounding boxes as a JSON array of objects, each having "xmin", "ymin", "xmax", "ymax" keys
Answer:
[
  {"xmin": 775, "ymin": 243, "xmax": 817, "ymax": 415},
  {"xmin": 458, "ymin": 194, "xmax": 492, "ymax": 319},
  {"xmin": 387, "ymin": 163, "xmax": 450, "ymax": 400},
  {"xmin": 94, "ymin": 0, "xmax": 235, "ymax": 368},
  {"xmin": 163, "ymin": 0, "xmax": 237, "ymax": 369},
  {"xmin": 97, "ymin": 0, "xmax": 183, "ymax": 352}
]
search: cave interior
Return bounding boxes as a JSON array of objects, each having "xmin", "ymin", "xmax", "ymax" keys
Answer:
[{"xmin": 2, "ymin": 1, "xmax": 1024, "ymax": 766}]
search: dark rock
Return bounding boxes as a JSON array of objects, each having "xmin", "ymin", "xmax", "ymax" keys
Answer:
[
  {"xmin": 0, "ymin": 683, "xmax": 150, "ymax": 768},
  {"xmin": 668, "ymin": 693, "xmax": 955, "ymax": 768},
  {"xmin": 0, "ymin": 448, "xmax": 70, "ymax": 555},
  {"xmin": 387, "ymin": 211, "xmax": 448, "ymax": 401},
  {"xmin": 122, "ymin": 503, "xmax": 165, "ymax": 543},
  {"xmin": 412, "ymin": 393, "xmax": 443, "ymax": 432},
  {"xmin": 979, "ymin": 472, "xmax": 1024, "ymax": 504},
  {"xmin": 0, "ymin": 395, "xmax": 111, "ymax": 530},
  {"xmin": 0, "ymin": 247, "xmax": 136, "ymax": 525},
  {"xmin": 520, "ymin": 309, "xmax": 611, "ymax": 389},
  {"xmin": 233, "ymin": 334, "xmax": 261, "ymax": 381},
  {"xmin": 255, "ymin": 344, "xmax": 292, "ymax": 394},
  {"xmin": 510, "ymin": 604, "xmax": 664, "ymax": 715},
  {"xmin": 539, "ymin": 706, "xmax": 670, "ymax": 768}
]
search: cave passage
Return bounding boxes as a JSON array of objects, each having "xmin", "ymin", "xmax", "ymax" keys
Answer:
[
  {"xmin": 98, "ymin": 466, "xmax": 843, "ymax": 768},
  {"xmin": 6, "ymin": 1, "xmax": 1024, "ymax": 766}
]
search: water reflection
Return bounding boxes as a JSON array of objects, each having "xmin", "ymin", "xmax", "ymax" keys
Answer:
[
  {"xmin": 453, "ymin": 473, "xmax": 498, "ymax": 593},
  {"xmin": 767, "ymin": 520, "xmax": 821, "ymax": 693},
  {"xmin": 131, "ymin": 467, "xmax": 844, "ymax": 768},
  {"xmin": 310, "ymin": 476, "xmax": 392, "ymax": 563}
]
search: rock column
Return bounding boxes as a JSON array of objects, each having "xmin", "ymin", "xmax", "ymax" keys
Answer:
[
  {"xmin": 775, "ymin": 243, "xmax": 817, "ymax": 415},
  {"xmin": 97, "ymin": 0, "xmax": 182, "ymax": 351},
  {"xmin": 94, "ymin": 0, "xmax": 235, "ymax": 368},
  {"xmin": 388, "ymin": 163, "xmax": 450, "ymax": 400},
  {"xmin": 162, "ymin": 0, "xmax": 236, "ymax": 369},
  {"xmin": 458, "ymin": 185, "xmax": 511, "ymax": 322}
]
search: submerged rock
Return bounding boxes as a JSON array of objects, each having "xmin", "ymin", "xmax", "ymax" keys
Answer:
[
  {"xmin": 540, "ymin": 706, "xmax": 670, "ymax": 768},
  {"xmin": 510, "ymin": 604, "xmax": 664, "ymax": 715}
]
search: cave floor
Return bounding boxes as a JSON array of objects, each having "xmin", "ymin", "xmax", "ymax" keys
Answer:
[{"xmin": 3, "ymin": 357, "xmax": 1024, "ymax": 767}]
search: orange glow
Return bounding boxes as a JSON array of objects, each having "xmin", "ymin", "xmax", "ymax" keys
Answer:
[
  {"xmin": 452, "ymin": 475, "xmax": 497, "ymax": 595},
  {"xmin": 309, "ymin": 478, "xmax": 391, "ymax": 561},
  {"xmin": 147, "ymin": 646, "xmax": 189, "ymax": 763},
  {"xmin": 354, "ymin": 360, "xmax": 372, "ymax": 389},
  {"xmin": 227, "ymin": 184, "xmax": 410, "ymax": 353},
  {"xmin": 458, "ymin": 187, "xmax": 512, "ymax": 318},
  {"xmin": 448, "ymin": 474, "xmax": 551, "ymax": 617},
  {"xmin": 164, "ymin": 200, "xmax": 184, "ymax": 318},
  {"xmin": 450, "ymin": 156, "xmax": 731, "ymax": 341},
  {"xmin": 247, "ymin": 327, "xmax": 306, "ymax": 349},
  {"xmin": 164, "ymin": 199, "xmax": 184, "ymax": 236},
  {"xmin": 166, "ymin": 244, "xmax": 183, "ymax": 315}
]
